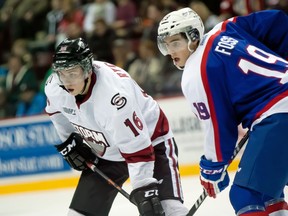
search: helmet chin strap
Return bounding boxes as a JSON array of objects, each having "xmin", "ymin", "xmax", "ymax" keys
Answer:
[
  {"xmin": 174, "ymin": 60, "xmax": 185, "ymax": 70},
  {"xmin": 78, "ymin": 77, "xmax": 89, "ymax": 95},
  {"xmin": 78, "ymin": 71, "xmax": 92, "ymax": 95},
  {"xmin": 188, "ymin": 40, "xmax": 195, "ymax": 53}
]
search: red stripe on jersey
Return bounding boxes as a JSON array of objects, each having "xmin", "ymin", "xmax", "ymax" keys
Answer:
[
  {"xmin": 120, "ymin": 145, "xmax": 155, "ymax": 163},
  {"xmin": 231, "ymin": 17, "xmax": 237, "ymax": 23},
  {"xmin": 46, "ymin": 111, "xmax": 61, "ymax": 116},
  {"xmin": 151, "ymin": 108, "xmax": 169, "ymax": 141},
  {"xmin": 266, "ymin": 201, "xmax": 288, "ymax": 213},
  {"xmin": 239, "ymin": 212, "xmax": 267, "ymax": 216},
  {"xmin": 168, "ymin": 138, "xmax": 181, "ymax": 198},
  {"xmin": 254, "ymin": 90, "xmax": 288, "ymax": 121},
  {"xmin": 201, "ymin": 30, "xmax": 222, "ymax": 161},
  {"xmin": 221, "ymin": 18, "xmax": 236, "ymax": 32},
  {"xmin": 201, "ymin": 20, "xmax": 232, "ymax": 161}
]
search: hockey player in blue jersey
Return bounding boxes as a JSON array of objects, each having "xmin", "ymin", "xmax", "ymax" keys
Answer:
[{"xmin": 157, "ymin": 7, "xmax": 288, "ymax": 216}]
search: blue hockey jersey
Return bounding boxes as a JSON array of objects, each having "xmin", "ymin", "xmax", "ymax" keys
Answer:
[{"xmin": 181, "ymin": 10, "xmax": 288, "ymax": 162}]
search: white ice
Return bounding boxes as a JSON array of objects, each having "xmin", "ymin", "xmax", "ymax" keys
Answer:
[{"xmin": 0, "ymin": 172, "xmax": 287, "ymax": 216}]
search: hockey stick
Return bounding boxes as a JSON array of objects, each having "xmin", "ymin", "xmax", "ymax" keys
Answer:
[
  {"xmin": 86, "ymin": 161, "xmax": 131, "ymax": 201},
  {"xmin": 186, "ymin": 131, "xmax": 249, "ymax": 216}
]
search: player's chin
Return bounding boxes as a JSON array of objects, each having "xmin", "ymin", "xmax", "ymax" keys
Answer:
[
  {"xmin": 65, "ymin": 87, "xmax": 78, "ymax": 95},
  {"xmin": 173, "ymin": 58, "xmax": 184, "ymax": 68},
  {"xmin": 69, "ymin": 91, "xmax": 78, "ymax": 96},
  {"xmin": 174, "ymin": 61, "xmax": 185, "ymax": 69}
]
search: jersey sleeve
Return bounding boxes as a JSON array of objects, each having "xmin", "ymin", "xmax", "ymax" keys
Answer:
[
  {"xmin": 234, "ymin": 10, "xmax": 288, "ymax": 59},
  {"xmin": 47, "ymin": 111, "xmax": 76, "ymax": 142},
  {"xmin": 200, "ymin": 58, "xmax": 239, "ymax": 163},
  {"xmin": 45, "ymin": 75, "xmax": 76, "ymax": 142},
  {"xmin": 105, "ymin": 79, "xmax": 157, "ymax": 189}
]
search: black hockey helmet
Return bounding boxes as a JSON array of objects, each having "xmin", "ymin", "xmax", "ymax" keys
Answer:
[{"xmin": 52, "ymin": 38, "xmax": 93, "ymax": 76}]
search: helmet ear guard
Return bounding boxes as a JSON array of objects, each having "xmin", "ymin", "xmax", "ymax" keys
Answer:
[{"xmin": 187, "ymin": 28, "xmax": 200, "ymax": 42}]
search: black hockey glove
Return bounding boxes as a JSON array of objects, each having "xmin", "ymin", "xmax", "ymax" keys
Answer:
[
  {"xmin": 55, "ymin": 132, "xmax": 97, "ymax": 171},
  {"xmin": 130, "ymin": 183, "xmax": 165, "ymax": 216}
]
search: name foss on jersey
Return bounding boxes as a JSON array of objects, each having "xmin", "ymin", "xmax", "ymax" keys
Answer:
[{"xmin": 215, "ymin": 36, "xmax": 239, "ymax": 56}]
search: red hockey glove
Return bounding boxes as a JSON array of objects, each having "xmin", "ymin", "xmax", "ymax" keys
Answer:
[
  {"xmin": 199, "ymin": 155, "xmax": 230, "ymax": 198},
  {"xmin": 55, "ymin": 132, "xmax": 97, "ymax": 171}
]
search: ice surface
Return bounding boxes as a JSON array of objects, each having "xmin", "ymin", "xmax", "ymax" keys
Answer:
[{"xmin": 0, "ymin": 172, "xmax": 287, "ymax": 216}]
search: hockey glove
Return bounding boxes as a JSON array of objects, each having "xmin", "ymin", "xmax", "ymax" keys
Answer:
[
  {"xmin": 199, "ymin": 155, "xmax": 229, "ymax": 198},
  {"xmin": 130, "ymin": 183, "xmax": 165, "ymax": 216},
  {"xmin": 55, "ymin": 132, "xmax": 97, "ymax": 171}
]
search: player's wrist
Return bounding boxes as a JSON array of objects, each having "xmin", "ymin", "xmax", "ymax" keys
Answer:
[
  {"xmin": 55, "ymin": 132, "xmax": 97, "ymax": 171},
  {"xmin": 199, "ymin": 155, "xmax": 230, "ymax": 197}
]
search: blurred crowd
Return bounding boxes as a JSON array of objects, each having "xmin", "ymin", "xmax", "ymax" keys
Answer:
[{"xmin": 0, "ymin": 0, "xmax": 287, "ymax": 119}]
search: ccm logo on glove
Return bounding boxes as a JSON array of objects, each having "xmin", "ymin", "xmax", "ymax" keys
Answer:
[
  {"xmin": 200, "ymin": 167, "xmax": 225, "ymax": 174},
  {"xmin": 199, "ymin": 155, "xmax": 230, "ymax": 198},
  {"xmin": 130, "ymin": 183, "xmax": 164, "ymax": 215},
  {"xmin": 55, "ymin": 132, "xmax": 97, "ymax": 171},
  {"xmin": 144, "ymin": 189, "xmax": 159, "ymax": 197},
  {"xmin": 59, "ymin": 140, "xmax": 76, "ymax": 156}
]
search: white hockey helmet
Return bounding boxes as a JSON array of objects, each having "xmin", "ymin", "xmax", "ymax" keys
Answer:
[{"xmin": 157, "ymin": 7, "xmax": 204, "ymax": 56}]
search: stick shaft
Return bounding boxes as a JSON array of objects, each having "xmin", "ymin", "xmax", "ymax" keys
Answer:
[
  {"xmin": 186, "ymin": 132, "xmax": 249, "ymax": 216},
  {"xmin": 86, "ymin": 161, "xmax": 130, "ymax": 200}
]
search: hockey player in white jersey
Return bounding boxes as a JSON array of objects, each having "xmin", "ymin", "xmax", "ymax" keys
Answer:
[
  {"xmin": 157, "ymin": 7, "xmax": 288, "ymax": 216},
  {"xmin": 45, "ymin": 37, "xmax": 189, "ymax": 216}
]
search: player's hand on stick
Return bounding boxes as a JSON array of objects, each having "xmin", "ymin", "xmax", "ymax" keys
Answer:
[
  {"xmin": 199, "ymin": 155, "xmax": 229, "ymax": 198},
  {"xmin": 55, "ymin": 132, "xmax": 97, "ymax": 171},
  {"xmin": 130, "ymin": 183, "xmax": 165, "ymax": 216}
]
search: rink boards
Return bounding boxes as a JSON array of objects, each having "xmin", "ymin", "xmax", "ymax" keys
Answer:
[{"xmin": 0, "ymin": 96, "xmax": 241, "ymax": 194}]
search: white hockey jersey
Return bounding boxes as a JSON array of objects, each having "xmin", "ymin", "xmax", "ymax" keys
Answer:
[{"xmin": 45, "ymin": 61, "xmax": 173, "ymax": 188}]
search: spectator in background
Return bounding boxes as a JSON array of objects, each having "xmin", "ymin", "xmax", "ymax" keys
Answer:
[
  {"xmin": 141, "ymin": 3, "xmax": 166, "ymax": 42},
  {"xmin": 83, "ymin": 0, "xmax": 116, "ymax": 36},
  {"xmin": 158, "ymin": 65, "xmax": 183, "ymax": 96},
  {"xmin": 0, "ymin": 0, "xmax": 19, "ymax": 21},
  {"xmin": 10, "ymin": 38, "xmax": 33, "ymax": 68},
  {"xmin": 128, "ymin": 39, "xmax": 162, "ymax": 96},
  {"xmin": 10, "ymin": 0, "xmax": 50, "ymax": 41},
  {"xmin": 111, "ymin": 0, "xmax": 138, "ymax": 38},
  {"xmin": 65, "ymin": 22, "xmax": 85, "ymax": 40},
  {"xmin": 39, "ymin": 67, "xmax": 53, "ymax": 93},
  {"xmin": 1, "ymin": 54, "xmax": 39, "ymax": 117},
  {"xmin": 219, "ymin": 0, "xmax": 265, "ymax": 20},
  {"xmin": 56, "ymin": 0, "xmax": 85, "ymax": 45},
  {"xmin": 45, "ymin": 0, "xmax": 64, "ymax": 47},
  {"xmin": 0, "ymin": 67, "xmax": 7, "ymax": 92},
  {"xmin": 15, "ymin": 85, "xmax": 46, "ymax": 117},
  {"xmin": 87, "ymin": 18, "xmax": 116, "ymax": 62},
  {"xmin": 0, "ymin": 0, "xmax": 5, "ymax": 7},
  {"xmin": 0, "ymin": 67, "xmax": 13, "ymax": 118},
  {"xmin": 111, "ymin": 38, "xmax": 136, "ymax": 71},
  {"xmin": 0, "ymin": 0, "xmax": 20, "ymax": 64},
  {"xmin": 189, "ymin": 0, "xmax": 221, "ymax": 32},
  {"xmin": 266, "ymin": 0, "xmax": 288, "ymax": 13},
  {"xmin": 0, "ymin": 88, "xmax": 9, "ymax": 118},
  {"xmin": 160, "ymin": 0, "xmax": 179, "ymax": 12}
]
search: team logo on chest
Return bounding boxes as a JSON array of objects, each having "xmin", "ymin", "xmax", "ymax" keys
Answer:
[
  {"xmin": 111, "ymin": 93, "xmax": 127, "ymax": 110},
  {"xmin": 72, "ymin": 124, "xmax": 110, "ymax": 156}
]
